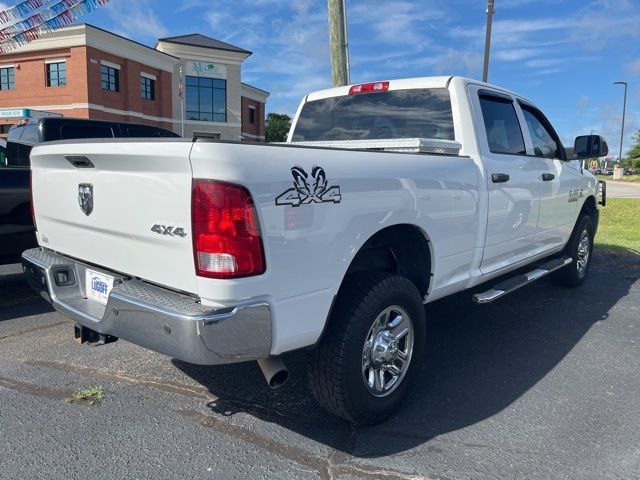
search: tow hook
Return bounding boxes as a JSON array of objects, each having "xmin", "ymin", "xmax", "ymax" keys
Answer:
[{"xmin": 74, "ymin": 324, "xmax": 118, "ymax": 346}]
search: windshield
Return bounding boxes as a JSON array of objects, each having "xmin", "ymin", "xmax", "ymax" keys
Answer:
[{"xmin": 291, "ymin": 88, "xmax": 454, "ymax": 142}]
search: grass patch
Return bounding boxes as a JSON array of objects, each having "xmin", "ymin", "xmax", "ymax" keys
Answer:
[
  {"xmin": 596, "ymin": 175, "xmax": 640, "ymax": 183},
  {"xmin": 66, "ymin": 385, "xmax": 104, "ymax": 405},
  {"xmin": 595, "ymin": 198, "xmax": 640, "ymax": 255}
]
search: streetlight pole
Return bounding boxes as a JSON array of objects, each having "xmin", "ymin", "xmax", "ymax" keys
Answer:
[
  {"xmin": 613, "ymin": 81, "xmax": 628, "ymax": 164},
  {"xmin": 482, "ymin": 0, "xmax": 495, "ymax": 83}
]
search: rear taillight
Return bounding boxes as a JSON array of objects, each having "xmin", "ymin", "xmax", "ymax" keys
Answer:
[
  {"xmin": 348, "ymin": 81, "xmax": 389, "ymax": 95},
  {"xmin": 29, "ymin": 169, "xmax": 36, "ymax": 231},
  {"xmin": 192, "ymin": 180, "xmax": 265, "ymax": 279}
]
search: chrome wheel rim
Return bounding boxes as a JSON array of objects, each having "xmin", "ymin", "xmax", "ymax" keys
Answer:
[
  {"xmin": 576, "ymin": 229, "xmax": 590, "ymax": 275},
  {"xmin": 361, "ymin": 306, "xmax": 414, "ymax": 398}
]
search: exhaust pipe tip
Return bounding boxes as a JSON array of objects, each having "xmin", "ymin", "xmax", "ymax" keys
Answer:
[
  {"xmin": 268, "ymin": 369, "xmax": 289, "ymax": 389},
  {"xmin": 257, "ymin": 357, "xmax": 289, "ymax": 389}
]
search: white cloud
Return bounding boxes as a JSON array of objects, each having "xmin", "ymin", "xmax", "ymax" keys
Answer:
[
  {"xmin": 494, "ymin": 48, "xmax": 544, "ymax": 62},
  {"xmin": 104, "ymin": 0, "xmax": 168, "ymax": 40},
  {"xmin": 349, "ymin": 0, "xmax": 444, "ymax": 45},
  {"xmin": 524, "ymin": 56, "xmax": 599, "ymax": 69},
  {"xmin": 451, "ymin": 18, "xmax": 572, "ymax": 45},
  {"xmin": 575, "ymin": 102, "xmax": 640, "ymax": 159},
  {"xmin": 627, "ymin": 58, "xmax": 640, "ymax": 77},
  {"xmin": 525, "ymin": 58, "xmax": 565, "ymax": 68},
  {"xmin": 177, "ymin": 0, "xmax": 208, "ymax": 12},
  {"xmin": 498, "ymin": 0, "xmax": 564, "ymax": 8},
  {"xmin": 577, "ymin": 96, "xmax": 590, "ymax": 111},
  {"xmin": 199, "ymin": 1, "xmax": 331, "ymax": 113},
  {"xmin": 432, "ymin": 48, "xmax": 483, "ymax": 76}
]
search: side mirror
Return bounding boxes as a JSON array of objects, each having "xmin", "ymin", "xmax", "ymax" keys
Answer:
[{"xmin": 573, "ymin": 135, "xmax": 609, "ymax": 159}]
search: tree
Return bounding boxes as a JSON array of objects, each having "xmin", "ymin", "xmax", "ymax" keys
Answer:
[
  {"xmin": 627, "ymin": 129, "xmax": 640, "ymax": 162},
  {"xmin": 265, "ymin": 113, "xmax": 292, "ymax": 143}
]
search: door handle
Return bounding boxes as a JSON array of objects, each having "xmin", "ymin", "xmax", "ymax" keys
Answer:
[
  {"xmin": 542, "ymin": 173, "xmax": 555, "ymax": 181},
  {"xmin": 491, "ymin": 173, "xmax": 510, "ymax": 183}
]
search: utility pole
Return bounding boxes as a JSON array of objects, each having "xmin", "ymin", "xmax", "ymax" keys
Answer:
[
  {"xmin": 328, "ymin": 0, "xmax": 350, "ymax": 87},
  {"xmin": 482, "ymin": 0, "xmax": 495, "ymax": 83},
  {"xmin": 613, "ymin": 81, "xmax": 628, "ymax": 164}
]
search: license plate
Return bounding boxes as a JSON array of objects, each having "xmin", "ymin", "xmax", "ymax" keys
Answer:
[{"xmin": 85, "ymin": 269, "xmax": 114, "ymax": 305}]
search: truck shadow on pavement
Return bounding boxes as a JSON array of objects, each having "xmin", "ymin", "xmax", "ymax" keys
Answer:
[
  {"xmin": 178, "ymin": 259, "xmax": 638, "ymax": 457},
  {"xmin": 0, "ymin": 271, "xmax": 53, "ymax": 322}
]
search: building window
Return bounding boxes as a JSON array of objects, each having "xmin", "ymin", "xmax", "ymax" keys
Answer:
[
  {"xmin": 141, "ymin": 76, "xmax": 155, "ymax": 100},
  {"xmin": 100, "ymin": 64, "xmax": 119, "ymax": 92},
  {"xmin": 46, "ymin": 62, "xmax": 66, "ymax": 87},
  {"xmin": 0, "ymin": 67, "xmax": 15, "ymax": 91},
  {"xmin": 185, "ymin": 76, "xmax": 226, "ymax": 122},
  {"xmin": 248, "ymin": 105, "xmax": 256, "ymax": 124}
]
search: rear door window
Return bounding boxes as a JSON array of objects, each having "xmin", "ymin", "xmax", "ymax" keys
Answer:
[
  {"xmin": 59, "ymin": 124, "xmax": 115, "ymax": 140},
  {"xmin": 479, "ymin": 95, "xmax": 526, "ymax": 155}
]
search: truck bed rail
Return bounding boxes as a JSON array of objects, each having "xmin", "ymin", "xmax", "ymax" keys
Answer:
[{"xmin": 284, "ymin": 138, "xmax": 463, "ymax": 155}]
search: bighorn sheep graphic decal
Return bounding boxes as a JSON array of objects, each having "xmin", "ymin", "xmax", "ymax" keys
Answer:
[{"xmin": 276, "ymin": 165, "xmax": 342, "ymax": 207}]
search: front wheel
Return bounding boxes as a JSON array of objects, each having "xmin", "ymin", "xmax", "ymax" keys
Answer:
[
  {"xmin": 308, "ymin": 272, "xmax": 426, "ymax": 425},
  {"xmin": 552, "ymin": 214, "xmax": 594, "ymax": 287}
]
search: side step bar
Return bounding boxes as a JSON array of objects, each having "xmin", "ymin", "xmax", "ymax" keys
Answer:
[{"xmin": 473, "ymin": 257, "xmax": 573, "ymax": 304}]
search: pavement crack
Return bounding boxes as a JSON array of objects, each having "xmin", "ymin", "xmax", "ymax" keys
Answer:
[
  {"xmin": 0, "ymin": 321, "xmax": 70, "ymax": 341},
  {"xmin": 0, "ymin": 375, "xmax": 69, "ymax": 401},
  {"xmin": 24, "ymin": 360, "xmax": 214, "ymax": 401},
  {"xmin": 176, "ymin": 409, "xmax": 429, "ymax": 480},
  {"xmin": 326, "ymin": 425, "xmax": 357, "ymax": 479},
  {"xmin": 177, "ymin": 408, "xmax": 334, "ymax": 480}
]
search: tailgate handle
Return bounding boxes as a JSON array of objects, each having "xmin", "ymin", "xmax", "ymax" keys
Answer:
[{"xmin": 65, "ymin": 156, "xmax": 95, "ymax": 168}]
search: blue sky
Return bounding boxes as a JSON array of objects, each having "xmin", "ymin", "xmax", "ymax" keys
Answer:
[{"xmin": 54, "ymin": 0, "xmax": 640, "ymax": 155}]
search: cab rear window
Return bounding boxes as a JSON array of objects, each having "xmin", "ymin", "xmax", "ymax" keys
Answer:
[{"xmin": 291, "ymin": 88, "xmax": 454, "ymax": 142}]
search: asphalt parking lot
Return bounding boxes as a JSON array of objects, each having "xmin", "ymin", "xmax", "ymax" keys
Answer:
[{"xmin": 1, "ymin": 255, "xmax": 639, "ymax": 480}]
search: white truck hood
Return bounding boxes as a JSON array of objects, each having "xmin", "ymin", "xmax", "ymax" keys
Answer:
[{"xmin": 30, "ymin": 140, "xmax": 198, "ymax": 294}]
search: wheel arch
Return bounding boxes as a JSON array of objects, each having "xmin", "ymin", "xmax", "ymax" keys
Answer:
[
  {"xmin": 341, "ymin": 223, "xmax": 433, "ymax": 298},
  {"xmin": 580, "ymin": 195, "xmax": 597, "ymax": 219},
  {"xmin": 578, "ymin": 195, "xmax": 598, "ymax": 231},
  {"xmin": 311, "ymin": 223, "xmax": 433, "ymax": 350}
]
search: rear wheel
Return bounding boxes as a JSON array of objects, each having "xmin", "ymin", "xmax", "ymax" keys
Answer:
[
  {"xmin": 552, "ymin": 214, "xmax": 594, "ymax": 287},
  {"xmin": 308, "ymin": 272, "xmax": 426, "ymax": 425}
]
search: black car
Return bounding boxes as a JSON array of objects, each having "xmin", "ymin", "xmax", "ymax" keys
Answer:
[{"xmin": 0, "ymin": 117, "xmax": 179, "ymax": 265}]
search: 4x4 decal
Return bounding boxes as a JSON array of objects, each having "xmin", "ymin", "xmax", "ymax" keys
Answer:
[{"xmin": 276, "ymin": 165, "xmax": 342, "ymax": 207}]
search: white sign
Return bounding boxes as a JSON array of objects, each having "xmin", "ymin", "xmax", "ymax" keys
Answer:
[
  {"xmin": 0, "ymin": 109, "xmax": 27, "ymax": 118},
  {"xmin": 186, "ymin": 61, "xmax": 227, "ymax": 79}
]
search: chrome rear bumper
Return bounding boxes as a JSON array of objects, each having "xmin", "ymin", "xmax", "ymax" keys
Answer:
[{"xmin": 21, "ymin": 248, "xmax": 272, "ymax": 365}]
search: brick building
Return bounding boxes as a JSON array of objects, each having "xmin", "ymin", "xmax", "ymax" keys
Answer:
[{"xmin": 0, "ymin": 24, "xmax": 269, "ymax": 141}]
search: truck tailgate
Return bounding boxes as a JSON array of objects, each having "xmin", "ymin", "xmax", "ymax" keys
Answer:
[{"xmin": 29, "ymin": 140, "xmax": 198, "ymax": 294}]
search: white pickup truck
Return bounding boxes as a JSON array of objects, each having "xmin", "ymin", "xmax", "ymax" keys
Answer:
[{"xmin": 22, "ymin": 76, "xmax": 607, "ymax": 424}]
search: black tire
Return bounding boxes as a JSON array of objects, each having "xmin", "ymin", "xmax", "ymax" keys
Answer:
[
  {"xmin": 308, "ymin": 272, "xmax": 426, "ymax": 425},
  {"xmin": 551, "ymin": 214, "xmax": 594, "ymax": 287}
]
